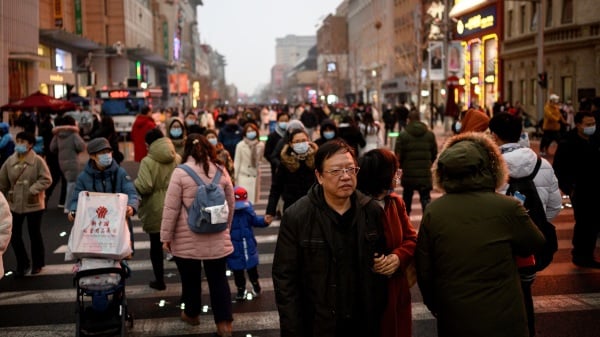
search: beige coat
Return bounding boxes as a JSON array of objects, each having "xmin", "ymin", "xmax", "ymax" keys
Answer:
[
  {"xmin": 160, "ymin": 158, "xmax": 234, "ymax": 260},
  {"xmin": 0, "ymin": 150, "xmax": 52, "ymax": 213}
]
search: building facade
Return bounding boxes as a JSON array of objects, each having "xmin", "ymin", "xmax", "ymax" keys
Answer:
[{"xmin": 316, "ymin": 14, "xmax": 349, "ymax": 104}]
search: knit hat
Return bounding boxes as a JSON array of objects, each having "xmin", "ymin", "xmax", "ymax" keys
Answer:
[
  {"xmin": 459, "ymin": 109, "xmax": 490, "ymax": 133},
  {"xmin": 234, "ymin": 186, "xmax": 250, "ymax": 210},
  {"xmin": 87, "ymin": 137, "xmax": 111, "ymax": 154}
]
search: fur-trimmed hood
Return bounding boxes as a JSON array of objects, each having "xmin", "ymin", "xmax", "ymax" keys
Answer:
[
  {"xmin": 433, "ymin": 132, "xmax": 507, "ymax": 193},
  {"xmin": 280, "ymin": 142, "xmax": 317, "ymax": 172}
]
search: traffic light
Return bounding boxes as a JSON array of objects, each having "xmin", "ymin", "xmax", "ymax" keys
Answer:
[{"xmin": 538, "ymin": 72, "xmax": 548, "ymax": 89}]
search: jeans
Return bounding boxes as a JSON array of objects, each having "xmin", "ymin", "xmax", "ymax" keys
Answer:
[
  {"xmin": 174, "ymin": 256, "xmax": 232, "ymax": 322},
  {"xmin": 402, "ymin": 185, "xmax": 432, "ymax": 215},
  {"xmin": 11, "ymin": 210, "xmax": 45, "ymax": 271},
  {"xmin": 233, "ymin": 266, "xmax": 259, "ymax": 289}
]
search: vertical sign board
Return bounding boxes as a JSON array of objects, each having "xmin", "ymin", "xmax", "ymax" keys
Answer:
[
  {"xmin": 429, "ymin": 41, "xmax": 444, "ymax": 81},
  {"xmin": 163, "ymin": 21, "xmax": 169, "ymax": 60},
  {"xmin": 54, "ymin": 0, "xmax": 63, "ymax": 28},
  {"xmin": 74, "ymin": 0, "xmax": 83, "ymax": 35}
]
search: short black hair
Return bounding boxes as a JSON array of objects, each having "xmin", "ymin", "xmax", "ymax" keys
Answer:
[
  {"xmin": 357, "ymin": 149, "xmax": 398, "ymax": 196},
  {"xmin": 314, "ymin": 139, "xmax": 355, "ymax": 173},
  {"xmin": 488, "ymin": 113, "xmax": 523, "ymax": 143},
  {"xmin": 16, "ymin": 131, "xmax": 35, "ymax": 145},
  {"xmin": 145, "ymin": 128, "xmax": 164, "ymax": 146},
  {"xmin": 575, "ymin": 111, "xmax": 595, "ymax": 124},
  {"xmin": 141, "ymin": 106, "xmax": 151, "ymax": 115}
]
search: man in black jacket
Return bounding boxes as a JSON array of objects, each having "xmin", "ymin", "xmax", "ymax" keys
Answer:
[
  {"xmin": 272, "ymin": 140, "xmax": 387, "ymax": 337},
  {"xmin": 553, "ymin": 111, "xmax": 600, "ymax": 268}
]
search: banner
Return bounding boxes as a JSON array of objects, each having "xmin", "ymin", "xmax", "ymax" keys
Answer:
[{"xmin": 429, "ymin": 41, "xmax": 444, "ymax": 81}]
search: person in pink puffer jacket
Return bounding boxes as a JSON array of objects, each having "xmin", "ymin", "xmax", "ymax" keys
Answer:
[{"xmin": 161, "ymin": 133, "xmax": 235, "ymax": 336}]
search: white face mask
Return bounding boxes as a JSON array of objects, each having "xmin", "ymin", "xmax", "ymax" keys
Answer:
[
  {"xmin": 292, "ymin": 141, "xmax": 309, "ymax": 154},
  {"xmin": 97, "ymin": 153, "xmax": 113, "ymax": 167},
  {"xmin": 455, "ymin": 121, "xmax": 462, "ymax": 132},
  {"xmin": 583, "ymin": 125, "xmax": 596, "ymax": 136}
]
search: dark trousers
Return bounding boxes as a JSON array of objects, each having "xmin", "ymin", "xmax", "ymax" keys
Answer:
[
  {"xmin": 174, "ymin": 256, "xmax": 232, "ymax": 322},
  {"xmin": 233, "ymin": 266, "xmax": 259, "ymax": 289},
  {"xmin": 539, "ymin": 130, "xmax": 561, "ymax": 152},
  {"xmin": 519, "ymin": 266, "xmax": 537, "ymax": 337},
  {"xmin": 148, "ymin": 232, "xmax": 164, "ymax": 283},
  {"xmin": 571, "ymin": 196, "xmax": 599, "ymax": 260},
  {"xmin": 402, "ymin": 185, "xmax": 431, "ymax": 215},
  {"xmin": 11, "ymin": 210, "xmax": 45, "ymax": 271}
]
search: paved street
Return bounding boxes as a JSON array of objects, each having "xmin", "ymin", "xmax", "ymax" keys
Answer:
[{"xmin": 1, "ymin": 126, "xmax": 599, "ymax": 336}]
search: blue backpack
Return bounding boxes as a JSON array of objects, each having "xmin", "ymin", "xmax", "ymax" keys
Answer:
[{"xmin": 178, "ymin": 164, "xmax": 229, "ymax": 233}]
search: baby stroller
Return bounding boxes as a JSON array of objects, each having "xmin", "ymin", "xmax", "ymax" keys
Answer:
[
  {"xmin": 66, "ymin": 192, "xmax": 134, "ymax": 336},
  {"xmin": 74, "ymin": 259, "xmax": 133, "ymax": 336}
]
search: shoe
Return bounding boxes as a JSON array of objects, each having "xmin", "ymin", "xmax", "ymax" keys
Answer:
[
  {"xmin": 149, "ymin": 280, "xmax": 166, "ymax": 290},
  {"xmin": 235, "ymin": 288, "xmax": 247, "ymax": 301},
  {"xmin": 31, "ymin": 267, "xmax": 43, "ymax": 275},
  {"xmin": 572, "ymin": 257, "xmax": 600, "ymax": 269},
  {"xmin": 165, "ymin": 253, "xmax": 174, "ymax": 261},
  {"xmin": 251, "ymin": 281, "xmax": 261, "ymax": 298},
  {"xmin": 57, "ymin": 203, "xmax": 64, "ymax": 208},
  {"xmin": 180, "ymin": 311, "xmax": 200, "ymax": 326}
]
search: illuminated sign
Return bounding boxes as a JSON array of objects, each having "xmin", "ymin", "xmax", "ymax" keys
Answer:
[
  {"xmin": 457, "ymin": 6, "xmax": 496, "ymax": 38},
  {"xmin": 49, "ymin": 74, "xmax": 64, "ymax": 82},
  {"xmin": 109, "ymin": 90, "xmax": 131, "ymax": 99}
]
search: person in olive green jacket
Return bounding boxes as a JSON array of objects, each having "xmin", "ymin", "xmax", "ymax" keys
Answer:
[
  {"xmin": 134, "ymin": 128, "xmax": 181, "ymax": 290},
  {"xmin": 415, "ymin": 132, "xmax": 546, "ymax": 337},
  {"xmin": 394, "ymin": 109, "xmax": 437, "ymax": 214}
]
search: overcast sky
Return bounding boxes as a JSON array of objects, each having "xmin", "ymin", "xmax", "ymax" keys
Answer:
[{"xmin": 197, "ymin": 1, "xmax": 340, "ymax": 95}]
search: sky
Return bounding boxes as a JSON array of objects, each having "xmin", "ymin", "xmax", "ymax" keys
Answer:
[{"xmin": 197, "ymin": 1, "xmax": 340, "ymax": 95}]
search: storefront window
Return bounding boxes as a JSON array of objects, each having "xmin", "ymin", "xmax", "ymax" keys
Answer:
[
  {"xmin": 546, "ymin": 0, "xmax": 553, "ymax": 27},
  {"xmin": 507, "ymin": 80, "xmax": 514, "ymax": 104},
  {"xmin": 520, "ymin": 79, "xmax": 526, "ymax": 105},
  {"xmin": 562, "ymin": 77, "xmax": 573, "ymax": 102},
  {"xmin": 531, "ymin": 79, "xmax": 537, "ymax": 105},
  {"xmin": 561, "ymin": 0, "xmax": 573, "ymax": 24}
]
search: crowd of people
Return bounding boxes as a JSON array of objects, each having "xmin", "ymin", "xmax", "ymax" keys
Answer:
[{"xmin": 0, "ymin": 94, "xmax": 599, "ymax": 337}]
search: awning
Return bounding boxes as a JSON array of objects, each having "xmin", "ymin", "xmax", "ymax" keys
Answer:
[
  {"xmin": 8, "ymin": 52, "xmax": 46, "ymax": 62},
  {"xmin": 127, "ymin": 48, "xmax": 170, "ymax": 68},
  {"xmin": 39, "ymin": 29, "xmax": 103, "ymax": 53}
]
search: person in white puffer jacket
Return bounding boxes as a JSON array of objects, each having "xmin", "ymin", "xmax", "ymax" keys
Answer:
[{"xmin": 489, "ymin": 113, "xmax": 562, "ymax": 219}]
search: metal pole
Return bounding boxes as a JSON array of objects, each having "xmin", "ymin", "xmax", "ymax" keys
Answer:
[{"xmin": 536, "ymin": 1, "xmax": 545, "ymax": 121}]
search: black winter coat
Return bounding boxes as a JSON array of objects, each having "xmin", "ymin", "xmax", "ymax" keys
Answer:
[{"xmin": 272, "ymin": 184, "xmax": 387, "ymax": 337}]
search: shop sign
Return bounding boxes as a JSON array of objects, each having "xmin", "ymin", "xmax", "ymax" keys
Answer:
[
  {"xmin": 456, "ymin": 6, "xmax": 496, "ymax": 38},
  {"xmin": 74, "ymin": 0, "xmax": 82, "ymax": 35}
]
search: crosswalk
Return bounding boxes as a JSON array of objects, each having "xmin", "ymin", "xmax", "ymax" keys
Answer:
[{"xmin": 1, "ymin": 162, "xmax": 600, "ymax": 336}]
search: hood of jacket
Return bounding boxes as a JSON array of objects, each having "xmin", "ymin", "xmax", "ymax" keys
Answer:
[
  {"xmin": 53, "ymin": 125, "xmax": 80, "ymax": 138},
  {"xmin": 147, "ymin": 137, "xmax": 178, "ymax": 164},
  {"xmin": 319, "ymin": 119, "xmax": 338, "ymax": 137},
  {"xmin": 434, "ymin": 132, "xmax": 507, "ymax": 193},
  {"xmin": 405, "ymin": 120, "xmax": 429, "ymax": 137},
  {"xmin": 166, "ymin": 117, "xmax": 186, "ymax": 138},
  {"xmin": 0, "ymin": 122, "xmax": 9, "ymax": 134},
  {"xmin": 280, "ymin": 142, "xmax": 317, "ymax": 172},
  {"xmin": 499, "ymin": 143, "xmax": 539, "ymax": 179}
]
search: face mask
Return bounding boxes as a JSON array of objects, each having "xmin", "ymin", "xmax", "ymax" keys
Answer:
[
  {"xmin": 583, "ymin": 125, "xmax": 596, "ymax": 136},
  {"xmin": 186, "ymin": 119, "xmax": 196, "ymax": 126},
  {"xmin": 97, "ymin": 153, "xmax": 113, "ymax": 167},
  {"xmin": 15, "ymin": 144, "xmax": 28, "ymax": 154},
  {"xmin": 278, "ymin": 122, "xmax": 288, "ymax": 130},
  {"xmin": 208, "ymin": 138, "xmax": 218, "ymax": 146},
  {"xmin": 170, "ymin": 128, "xmax": 183, "ymax": 138},
  {"xmin": 323, "ymin": 131, "xmax": 335, "ymax": 140},
  {"xmin": 455, "ymin": 121, "xmax": 462, "ymax": 132},
  {"xmin": 246, "ymin": 131, "xmax": 257, "ymax": 140},
  {"xmin": 292, "ymin": 142, "xmax": 309, "ymax": 154}
]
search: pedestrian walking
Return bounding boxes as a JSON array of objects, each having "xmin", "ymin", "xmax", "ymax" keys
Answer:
[
  {"xmin": 50, "ymin": 115, "xmax": 86, "ymax": 214},
  {"xmin": 165, "ymin": 117, "xmax": 186, "ymax": 157},
  {"xmin": 540, "ymin": 94, "xmax": 566, "ymax": 156},
  {"xmin": 415, "ymin": 132, "xmax": 545, "ymax": 337},
  {"xmin": 131, "ymin": 106, "xmax": 156, "ymax": 162},
  {"xmin": 0, "ymin": 132, "xmax": 52, "ymax": 277},
  {"xmin": 358, "ymin": 111, "xmax": 382, "ymax": 156},
  {"xmin": 205, "ymin": 129, "xmax": 235, "ymax": 184},
  {"xmin": 234, "ymin": 123, "xmax": 264, "ymax": 204},
  {"xmin": 394, "ymin": 109, "xmax": 438, "ymax": 215},
  {"xmin": 228, "ymin": 186, "xmax": 268, "ymax": 301},
  {"xmin": 134, "ymin": 129, "xmax": 180, "ymax": 291},
  {"xmin": 161, "ymin": 133, "xmax": 235, "ymax": 336},
  {"xmin": 272, "ymin": 140, "xmax": 388, "ymax": 337},
  {"xmin": 0, "ymin": 192, "xmax": 12, "ymax": 280},
  {"xmin": 553, "ymin": 111, "xmax": 600, "ymax": 268},
  {"xmin": 357, "ymin": 148, "xmax": 417, "ymax": 337},
  {"xmin": 264, "ymin": 112, "xmax": 290, "ymax": 177},
  {"xmin": 218, "ymin": 113, "xmax": 243, "ymax": 160}
]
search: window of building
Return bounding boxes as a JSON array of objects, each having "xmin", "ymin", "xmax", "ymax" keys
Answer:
[
  {"xmin": 562, "ymin": 76, "xmax": 573, "ymax": 102},
  {"xmin": 507, "ymin": 10, "xmax": 513, "ymax": 37},
  {"xmin": 520, "ymin": 79, "xmax": 527, "ymax": 105},
  {"xmin": 507, "ymin": 80, "xmax": 514, "ymax": 104},
  {"xmin": 546, "ymin": 0, "xmax": 553, "ymax": 27},
  {"xmin": 520, "ymin": 5, "xmax": 526, "ymax": 34},
  {"xmin": 561, "ymin": 0, "xmax": 573, "ymax": 24}
]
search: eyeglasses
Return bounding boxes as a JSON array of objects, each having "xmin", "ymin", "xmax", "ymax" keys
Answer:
[{"xmin": 324, "ymin": 167, "xmax": 360, "ymax": 177}]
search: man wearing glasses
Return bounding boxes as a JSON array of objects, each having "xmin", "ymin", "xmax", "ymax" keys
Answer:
[{"xmin": 272, "ymin": 140, "xmax": 388, "ymax": 337}]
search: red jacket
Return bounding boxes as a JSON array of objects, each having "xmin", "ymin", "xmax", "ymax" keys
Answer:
[
  {"xmin": 131, "ymin": 114, "xmax": 156, "ymax": 162},
  {"xmin": 381, "ymin": 193, "xmax": 418, "ymax": 337}
]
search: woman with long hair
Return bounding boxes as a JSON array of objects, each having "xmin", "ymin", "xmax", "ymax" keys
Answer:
[{"xmin": 161, "ymin": 133, "xmax": 235, "ymax": 336}]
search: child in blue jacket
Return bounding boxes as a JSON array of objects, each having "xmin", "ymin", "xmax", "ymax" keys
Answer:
[{"xmin": 227, "ymin": 186, "xmax": 268, "ymax": 301}]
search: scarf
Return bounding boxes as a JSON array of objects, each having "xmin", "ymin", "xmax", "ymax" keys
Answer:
[{"xmin": 243, "ymin": 138, "xmax": 259, "ymax": 168}]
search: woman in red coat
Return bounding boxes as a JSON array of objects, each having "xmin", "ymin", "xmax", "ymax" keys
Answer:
[
  {"xmin": 357, "ymin": 148, "xmax": 418, "ymax": 337},
  {"xmin": 131, "ymin": 106, "xmax": 156, "ymax": 162}
]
